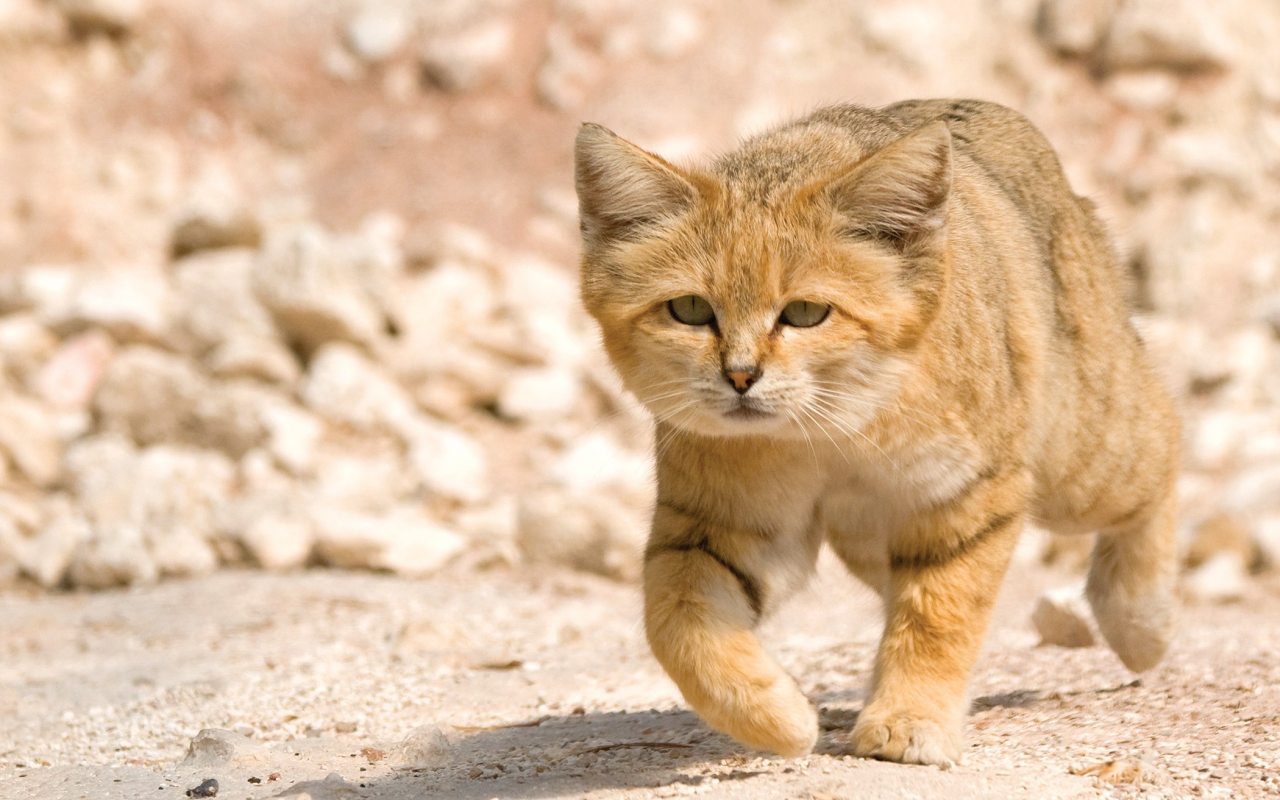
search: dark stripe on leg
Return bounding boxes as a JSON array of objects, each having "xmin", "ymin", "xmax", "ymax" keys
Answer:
[
  {"xmin": 646, "ymin": 537, "xmax": 765, "ymax": 619},
  {"xmin": 890, "ymin": 511, "xmax": 1019, "ymax": 570}
]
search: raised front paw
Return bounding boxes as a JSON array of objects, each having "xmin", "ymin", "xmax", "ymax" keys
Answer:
[
  {"xmin": 699, "ymin": 672, "xmax": 819, "ymax": 758},
  {"xmin": 848, "ymin": 708, "xmax": 961, "ymax": 767}
]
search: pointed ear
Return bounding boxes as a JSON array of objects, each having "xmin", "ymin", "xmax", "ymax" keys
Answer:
[
  {"xmin": 574, "ymin": 123, "xmax": 697, "ymax": 247},
  {"xmin": 824, "ymin": 121, "xmax": 952, "ymax": 252}
]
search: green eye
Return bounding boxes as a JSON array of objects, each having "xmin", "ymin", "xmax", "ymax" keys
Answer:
[
  {"xmin": 668, "ymin": 295, "xmax": 715, "ymax": 326},
  {"xmin": 780, "ymin": 300, "xmax": 830, "ymax": 328}
]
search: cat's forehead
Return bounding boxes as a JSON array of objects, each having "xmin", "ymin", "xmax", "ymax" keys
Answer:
[{"xmin": 712, "ymin": 122, "xmax": 869, "ymax": 202}]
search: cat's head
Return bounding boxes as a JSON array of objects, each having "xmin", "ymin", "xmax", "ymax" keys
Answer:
[{"xmin": 574, "ymin": 119, "xmax": 952, "ymax": 441}]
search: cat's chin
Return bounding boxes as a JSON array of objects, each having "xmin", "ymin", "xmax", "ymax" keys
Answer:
[{"xmin": 659, "ymin": 408, "xmax": 797, "ymax": 440}]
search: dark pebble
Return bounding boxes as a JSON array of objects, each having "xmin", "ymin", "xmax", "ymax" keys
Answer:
[{"xmin": 186, "ymin": 777, "xmax": 219, "ymax": 797}]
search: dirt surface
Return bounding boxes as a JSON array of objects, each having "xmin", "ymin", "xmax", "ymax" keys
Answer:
[{"xmin": 2, "ymin": 555, "xmax": 1277, "ymax": 800}]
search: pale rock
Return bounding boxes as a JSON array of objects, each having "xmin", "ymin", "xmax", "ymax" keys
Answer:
[
  {"xmin": 551, "ymin": 432, "xmax": 652, "ymax": 504},
  {"xmin": 324, "ymin": 44, "xmax": 365, "ymax": 82},
  {"xmin": 500, "ymin": 256, "xmax": 589, "ymax": 367},
  {"xmin": 387, "ymin": 262, "xmax": 496, "ymax": 381},
  {"xmin": 516, "ymin": 488, "xmax": 646, "ymax": 581},
  {"xmin": 642, "ymin": 6, "xmax": 703, "ymax": 60},
  {"xmin": 536, "ymin": 23, "xmax": 599, "ymax": 110},
  {"xmin": 52, "ymin": 0, "xmax": 143, "ymax": 36},
  {"xmin": 273, "ymin": 772, "xmax": 362, "ymax": 800},
  {"xmin": 1100, "ymin": 0, "xmax": 1234, "ymax": 73},
  {"xmin": 0, "ymin": 313, "xmax": 56, "ymax": 383},
  {"xmin": 452, "ymin": 496, "xmax": 519, "ymax": 569},
  {"xmin": 240, "ymin": 512, "xmax": 314, "ymax": 570},
  {"xmin": 0, "ymin": 518, "xmax": 18, "ymax": 587},
  {"xmin": 207, "ymin": 336, "xmax": 300, "ymax": 385},
  {"xmin": 1182, "ymin": 551, "xmax": 1248, "ymax": 604},
  {"xmin": 1190, "ymin": 409, "xmax": 1252, "ymax": 468},
  {"xmin": 170, "ymin": 168, "xmax": 262, "ymax": 257},
  {"xmin": 15, "ymin": 497, "xmax": 89, "ymax": 588},
  {"xmin": 253, "ymin": 226, "xmax": 385, "ymax": 353},
  {"xmin": 497, "ymin": 366, "xmax": 582, "ymax": 423},
  {"xmin": 1184, "ymin": 513, "xmax": 1257, "ymax": 569},
  {"xmin": 1255, "ymin": 515, "xmax": 1280, "ymax": 572},
  {"xmin": 401, "ymin": 222, "xmax": 494, "ymax": 270},
  {"xmin": 407, "ymin": 423, "xmax": 490, "ymax": 503},
  {"xmin": 42, "ymin": 267, "xmax": 171, "ymax": 344},
  {"xmin": 67, "ymin": 525, "xmax": 158, "ymax": 589},
  {"xmin": 314, "ymin": 448, "xmax": 416, "ymax": 511},
  {"xmin": 1221, "ymin": 464, "xmax": 1280, "ymax": 516},
  {"xmin": 1039, "ymin": 532, "xmax": 1095, "ymax": 571},
  {"xmin": 149, "ymin": 528, "xmax": 218, "ymax": 578},
  {"xmin": 345, "ymin": 6, "xmax": 410, "ymax": 64},
  {"xmin": 0, "ymin": 264, "xmax": 77, "ymax": 316},
  {"xmin": 33, "ymin": 330, "xmax": 115, "ymax": 409},
  {"xmin": 1035, "ymin": 0, "xmax": 1115, "ymax": 56},
  {"xmin": 93, "ymin": 347, "xmax": 272, "ymax": 456},
  {"xmin": 65, "ymin": 437, "xmax": 234, "ymax": 581},
  {"xmin": 172, "ymin": 248, "xmax": 292, "ymax": 383},
  {"xmin": 1103, "ymin": 71, "xmax": 1180, "ymax": 112},
  {"xmin": 1031, "ymin": 585, "xmax": 1097, "ymax": 648},
  {"xmin": 392, "ymin": 726, "xmax": 453, "ymax": 768},
  {"xmin": 313, "ymin": 506, "xmax": 466, "ymax": 576},
  {"xmin": 302, "ymin": 343, "xmax": 422, "ymax": 439},
  {"xmin": 182, "ymin": 728, "xmax": 240, "ymax": 766},
  {"xmin": 0, "ymin": 394, "xmax": 62, "ymax": 486},
  {"xmin": 343, "ymin": 220, "xmax": 405, "ymax": 321},
  {"xmin": 261, "ymin": 402, "xmax": 324, "ymax": 476},
  {"xmin": 420, "ymin": 19, "xmax": 513, "ymax": 92}
]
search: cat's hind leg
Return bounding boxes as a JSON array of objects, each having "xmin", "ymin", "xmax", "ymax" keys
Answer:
[
  {"xmin": 1086, "ymin": 479, "xmax": 1178, "ymax": 672},
  {"xmin": 644, "ymin": 502, "xmax": 822, "ymax": 757}
]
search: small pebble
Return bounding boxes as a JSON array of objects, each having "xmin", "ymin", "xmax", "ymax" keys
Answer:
[{"xmin": 186, "ymin": 777, "xmax": 219, "ymax": 798}]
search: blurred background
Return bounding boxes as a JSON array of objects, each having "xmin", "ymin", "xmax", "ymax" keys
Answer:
[{"xmin": 0, "ymin": 0, "xmax": 1278, "ymax": 598}]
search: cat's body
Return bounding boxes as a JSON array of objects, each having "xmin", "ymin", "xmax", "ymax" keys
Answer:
[{"xmin": 574, "ymin": 100, "xmax": 1179, "ymax": 766}]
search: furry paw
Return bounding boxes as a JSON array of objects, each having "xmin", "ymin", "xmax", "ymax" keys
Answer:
[
  {"xmin": 848, "ymin": 710, "xmax": 960, "ymax": 767},
  {"xmin": 710, "ymin": 675, "xmax": 819, "ymax": 758}
]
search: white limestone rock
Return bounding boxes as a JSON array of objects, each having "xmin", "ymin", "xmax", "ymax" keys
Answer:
[
  {"xmin": 516, "ymin": 488, "xmax": 646, "ymax": 581},
  {"xmin": 345, "ymin": 6, "xmax": 410, "ymax": 64},
  {"xmin": 407, "ymin": 423, "xmax": 490, "ymax": 504},
  {"xmin": 1031, "ymin": 585, "xmax": 1097, "ymax": 648},
  {"xmin": 420, "ymin": 19, "xmax": 514, "ymax": 92},
  {"xmin": 1183, "ymin": 551, "xmax": 1248, "ymax": 604},
  {"xmin": 497, "ymin": 366, "xmax": 582, "ymax": 423},
  {"xmin": 313, "ymin": 505, "xmax": 466, "ymax": 577},
  {"xmin": 302, "ymin": 343, "xmax": 422, "ymax": 439},
  {"xmin": 0, "ymin": 393, "xmax": 61, "ymax": 487},
  {"xmin": 253, "ymin": 226, "xmax": 385, "ymax": 353}
]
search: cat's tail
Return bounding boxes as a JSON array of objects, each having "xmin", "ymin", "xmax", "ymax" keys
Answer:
[{"xmin": 1085, "ymin": 486, "xmax": 1179, "ymax": 672}]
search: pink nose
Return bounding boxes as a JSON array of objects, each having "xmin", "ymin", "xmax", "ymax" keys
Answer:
[{"xmin": 724, "ymin": 367, "xmax": 759, "ymax": 394}]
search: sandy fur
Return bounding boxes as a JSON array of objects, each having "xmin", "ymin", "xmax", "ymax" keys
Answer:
[{"xmin": 575, "ymin": 99, "xmax": 1180, "ymax": 765}]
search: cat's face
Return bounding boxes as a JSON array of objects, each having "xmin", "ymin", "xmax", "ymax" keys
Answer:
[{"xmin": 575, "ymin": 122, "xmax": 951, "ymax": 441}]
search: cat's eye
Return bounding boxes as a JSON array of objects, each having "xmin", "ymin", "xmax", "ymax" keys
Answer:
[
  {"xmin": 668, "ymin": 295, "xmax": 715, "ymax": 326},
  {"xmin": 779, "ymin": 300, "xmax": 830, "ymax": 328}
]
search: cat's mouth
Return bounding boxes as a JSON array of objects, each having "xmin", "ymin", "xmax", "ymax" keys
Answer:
[{"xmin": 723, "ymin": 403, "xmax": 775, "ymax": 421}]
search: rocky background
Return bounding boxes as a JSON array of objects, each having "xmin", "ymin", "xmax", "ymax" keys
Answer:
[{"xmin": 0, "ymin": 0, "xmax": 1278, "ymax": 602}]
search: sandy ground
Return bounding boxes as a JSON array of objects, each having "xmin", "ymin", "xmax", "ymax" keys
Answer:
[{"xmin": 1, "ymin": 555, "xmax": 1278, "ymax": 800}]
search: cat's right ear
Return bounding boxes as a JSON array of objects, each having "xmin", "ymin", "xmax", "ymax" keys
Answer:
[{"xmin": 574, "ymin": 124, "xmax": 697, "ymax": 247}]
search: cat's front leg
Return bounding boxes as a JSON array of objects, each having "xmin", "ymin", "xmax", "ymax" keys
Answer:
[
  {"xmin": 850, "ymin": 469, "xmax": 1028, "ymax": 766},
  {"xmin": 644, "ymin": 501, "xmax": 820, "ymax": 757}
]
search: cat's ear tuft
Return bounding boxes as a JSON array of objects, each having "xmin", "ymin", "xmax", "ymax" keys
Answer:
[
  {"xmin": 825, "ymin": 121, "xmax": 952, "ymax": 252},
  {"xmin": 574, "ymin": 123, "xmax": 697, "ymax": 247}
]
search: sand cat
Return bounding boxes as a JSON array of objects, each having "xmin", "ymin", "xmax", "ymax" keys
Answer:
[{"xmin": 573, "ymin": 99, "xmax": 1180, "ymax": 766}]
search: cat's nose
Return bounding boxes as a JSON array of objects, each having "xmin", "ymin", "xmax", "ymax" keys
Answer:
[{"xmin": 723, "ymin": 366, "xmax": 760, "ymax": 395}]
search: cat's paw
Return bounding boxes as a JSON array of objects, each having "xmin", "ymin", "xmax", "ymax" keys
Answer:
[
  {"xmin": 710, "ymin": 675, "xmax": 819, "ymax": 758},
  {"xmin": 848, "ymin": 709, "xmax": 960, "ymax": 767}
]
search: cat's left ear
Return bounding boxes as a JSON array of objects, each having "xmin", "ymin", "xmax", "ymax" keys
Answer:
[
  {"xmin": 575, "ymin": 123, "xmax": 699, "ymax": 247},
  {"xmin": 822, "ymin": 121, "xmax": 952, "ymax": 254}
]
